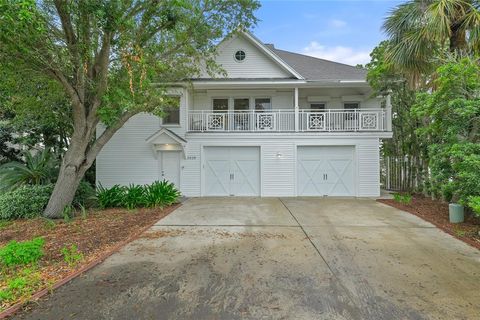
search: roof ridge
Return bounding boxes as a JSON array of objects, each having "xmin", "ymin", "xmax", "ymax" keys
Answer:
[{"xmin": 272, "ymin": 48, "xmax": 367, "ymax": 70}]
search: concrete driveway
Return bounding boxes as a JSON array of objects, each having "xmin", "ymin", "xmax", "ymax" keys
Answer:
[{"xmin": 15, "ymin": 198, "xmax": 480, "ymax": 320}]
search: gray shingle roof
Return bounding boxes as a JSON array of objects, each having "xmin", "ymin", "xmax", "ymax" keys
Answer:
[{"xmin": 270, "ymin": 47, "xmax": 367, "ymax": 81}]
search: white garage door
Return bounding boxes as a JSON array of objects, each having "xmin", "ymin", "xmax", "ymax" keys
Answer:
[
  {"xmin": 297, "ymin": 146, "xmax": 355, "ymax": 196},
  {"xmin": 204, "ymin": 147, "xmax": 260, "ymax": 196}
]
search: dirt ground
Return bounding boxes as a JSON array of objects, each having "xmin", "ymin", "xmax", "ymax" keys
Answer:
[
  {"xmin": 0, "ymin": 204, "xmax": 179, "ymax": 312},
  {"xmin": 378, "ymin": 196, "xmax": 480, "ymax": 250}
]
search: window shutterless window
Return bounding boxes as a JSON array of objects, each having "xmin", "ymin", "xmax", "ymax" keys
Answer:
[
  {"xmin": 234, "ymin": 98, "xmax": 249, "ymax": 111},
  {"xmin": 344, "ymin": 102, "xmax": 359, "ymax": 110},
  {"xmin": 310, "ymin": 103, "xmax": 326, "ymax": 110},
  {"xmin": 212, "ymin": 98, "xmax": 229, "ymax": 112},
  {"xmin": 162, "ymin": 97, "xmax": 180, "ymax": 125},
  {"xmin": 344, "ymin": 102, "xmax": 360, "ymax": 120},
  {"xmin": 254, "ymin": 98, "xmax": 271, "ymax": 112}
]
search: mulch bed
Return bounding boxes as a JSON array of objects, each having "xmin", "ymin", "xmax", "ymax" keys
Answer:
[
  {"xmin": 0, "ymin": 204, "xmax": 179, "ymax": 314},
  {"xmin": 378, "ymin": 196, "xmax": 480, "ymax": 250}
]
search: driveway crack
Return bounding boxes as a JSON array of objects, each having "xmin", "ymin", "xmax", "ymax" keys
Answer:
[{"xmin": 278, "ymin": 198, "xmax": 364, "ymax": 318}]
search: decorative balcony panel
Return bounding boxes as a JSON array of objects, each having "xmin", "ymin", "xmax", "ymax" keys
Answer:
[{"xmin": 188, "ymin": 109, "xmax": 388, "ymax": 133}]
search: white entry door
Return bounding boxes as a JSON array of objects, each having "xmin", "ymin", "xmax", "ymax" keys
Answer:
[
  {"xmin": 297, "ymin": 146, "xmax": 355, "ymax": 196},
  {"xmin": 160, "ymin": 151, "xmax": 180, "ymax": 188},
  {"xmin": 204, "ymin": 147, "xmax": 260, "ymax": 196}
]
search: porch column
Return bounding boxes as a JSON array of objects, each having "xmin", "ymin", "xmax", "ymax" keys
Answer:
[
  {"xmin": 294, "ymin": 87, "xmax": 299, "ymax": 132},
  {"xmin": 385, "ymin": 91, "xmax": 392, "ymax": 131}
]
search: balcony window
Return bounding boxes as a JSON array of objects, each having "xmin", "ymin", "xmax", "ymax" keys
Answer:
[
  {"xmin": 162, "ymin": 97, "xmax": 180, "ymax": 125},
  {"xmin": 344, "ymin": 102, "xmax": 359, "ymax": 110},
  {"xmin": 255, "ymin": 98, "xmax": 271, "ymax": 112},
  {"xmin": 309, "ymin": 103, "xmax": 326, "ymax": 110},
  {"xmin": 234, "ymin": 98, "xmax": 250, "ymax": 112},
  {"xmin": 344, "ymin": 102, "xmax": 360, "ymax": 121},
  {"xmin": 213, "ymin": 98, "xmax": 229, "ymax": 112}
]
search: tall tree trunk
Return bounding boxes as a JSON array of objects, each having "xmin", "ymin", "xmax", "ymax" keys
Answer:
[
  {"xmin": 43, "ymin": 139, "xmax": 91, "ymax": 218},
  {"xmin": 43, "ymin": 109, "xmax": 136, "ymax": 218}
]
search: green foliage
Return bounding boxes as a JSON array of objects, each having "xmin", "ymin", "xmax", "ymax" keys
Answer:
[
  {"xmin": 0, "ymin": 267, "xmax": 42, "ymax": 304},
  {"xmin": 123, "ymin": 184, "xmax": 147, "ymax": 210},
  {"xmin": 0, "ymin": 237, "xmax": 44, "ymax": 267},
  {"xmin": 0, "ymin": 149, "xmax": 58, "ymax": 192},
  {"xmin": 96, "ymin": 181, "xmax": 180, "ymax": 209},
  {"xmin": 468, "ymin": 196, "xmax": 480, "ymax": 217},
  {"xmin": 62, "ymin": 205, "xmax": 74, "ymax": 222},
  {"xmin": 383, "ymin": 0, "xmax": 480, "ymax": 80},
  {"xmin": 0, "ymin": 0, "xmax": 259, "ymax": 217},
  {"xmin": 0, "ymin": 122, "xmax": 21, "ymax": 164},
  {"xmin": 412, "ymin": 58, "xmax": 480, "ymax": 203},
  {"xmin": 366, "ymin": 42, "xmax": 428, "ymax": 192},
  {"xmin": 73, "ymin": 180, "xmax": 96, "ymax": 208},
  {"xmin": 0, "ymin": 184, "xmax": 53, "ymax": 220},
  {"xmin": 393, "ymin": 193, "xmax": 412, "ymax": 205},
  {"xmin": 61, "ymin": 245, "xmax": 83, "ymax": 267},
  {"xmin": 144, "ymin": 180, "xmax": 181, "ymax": 208},
  {"xmin": 0, "ymin": 220, "xmax": 12, "ymax": 230},
  {"xmin": 96, "ymin": 184, "xmax": 126, "ymax": 209}
]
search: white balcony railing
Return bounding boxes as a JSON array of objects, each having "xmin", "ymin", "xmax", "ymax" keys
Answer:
[{"xmin": 188, "ymin": 109, "xmax": 388, "ymax": 132}]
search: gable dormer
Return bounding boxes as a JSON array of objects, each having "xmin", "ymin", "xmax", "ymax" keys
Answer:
[{"xmin": 199, "ymin": 31, "xmax": 302, "ymax": 80}]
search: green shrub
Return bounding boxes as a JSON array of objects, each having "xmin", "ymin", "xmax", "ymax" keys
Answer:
[
  {"xmin": 96, "ymin": 184, "xmax": 126, "ymax": 209},
  {"xmin": 0, "ymin": 185, "xmax": 53, "ymax": 220},
  {"xmin": 123, "ymin": 184, "xmax": 147, "ymax": 209},
  {"xmin": 393, "ymin": 193, "xmax": 412, "ymax": 205},
  {"xmin": 95, "ymin": 181, "xmax": 180, "ymax": 209},
  {"xmin": 144, "ymin": 180, "xmax": 181, "ymax": 208},
  {"xmin": 0, "ymin": 268, "xmax": 42, "ymax": 303},
  {"xmin": 0, "ymin": 237, "xmax": 45, "ymax": 267},
  {"xmin": 61, "ymin": 244, "xmax": 83, "ymax": 267},
  {"xmin": 468, "ymin": 196, "xmax": 480, "ymax": 217},
  {"xmin": 73, "ymin": 180, "xmax": 96, "ymax": 208}
]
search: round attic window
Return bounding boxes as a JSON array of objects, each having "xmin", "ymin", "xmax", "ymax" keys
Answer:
[{"xmin": 234, "ymin": 50, "xmax": 246, "ymax": 62}]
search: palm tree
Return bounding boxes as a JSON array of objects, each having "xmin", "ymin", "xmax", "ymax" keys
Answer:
[
  {"xmin": 0, "ymin": 149, "xmax": 58, "ymax": 191},
  {"xmin": 384, "ymin": 0, "xmax": 480, "ymax": 81}
]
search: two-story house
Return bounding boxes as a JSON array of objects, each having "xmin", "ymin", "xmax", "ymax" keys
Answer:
[{"xmin": 96, "ymin": 31, "xmax": 392, "ymax": 197}]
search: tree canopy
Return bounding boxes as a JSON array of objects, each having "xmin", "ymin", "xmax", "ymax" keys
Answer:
[
  {"xmin": 0, "ymin": 0, "xmax": 260, "ymax": 217},
  {"xmin": 383, "ymin": 0, "xmax": 480, "ymax": 83}
]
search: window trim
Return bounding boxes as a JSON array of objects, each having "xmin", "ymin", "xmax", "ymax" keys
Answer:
[
  {"xmin": 254, "ymin": 97, "xmax": 272, "ymax": 112},
  {"xmin": 309, "ymin": 102, "xmax": 327, "ymax": 110},
  {"xmin": 234, "ymin": 49, "xmax": 246, "ymax": 63},
  {"xmin": 343, "ymin": 101, "xmax": 360, "ymax": 110},
  {"xmin": 211, "ymin": 97, "xmax": 230, "ymax": 112},
  {"xmin": 233, "ymin": 97, "xmax": 251, "ymax": 112}
]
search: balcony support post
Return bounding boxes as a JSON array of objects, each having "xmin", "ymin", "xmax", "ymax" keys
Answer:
[
  {"xmin": 386, "ymin": 91, "xmax": 392, "ymax": 131},
  {"xmin": 294, "ymin": 87, "xmax": 299, "ymax": 132}
]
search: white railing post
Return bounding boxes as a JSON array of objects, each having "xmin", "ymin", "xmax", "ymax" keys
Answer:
[
  {"xmin": 386, "ymin": 91, "xmax": 392, "ymax": 131},
  {"xmin": 294, "ymin": 87, "xmax": 299, "ymax": 132}
]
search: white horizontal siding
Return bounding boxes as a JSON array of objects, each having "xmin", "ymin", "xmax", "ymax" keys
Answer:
[
  {"xmin": 357, "ymin": 140, "xmax": 380, "ymax": 197},
  {"xmin": 96, "ymin": 113, "xmax": 160, "ymax": 187},
  {"xmin": 97, "ymin": 121, "xmax": 382, "ymax": 197},
  {"xmin": 201, "ymin": 35, "xmax": 291, "ymax": 79},
  {"xmin": 262, "ymin": 142, "xmax": 295, "ymax": 196}
]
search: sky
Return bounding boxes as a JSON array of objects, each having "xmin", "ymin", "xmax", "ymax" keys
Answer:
[{"xmin": 253, "ymin": 0, "xmax": 405, "ymax": 66}]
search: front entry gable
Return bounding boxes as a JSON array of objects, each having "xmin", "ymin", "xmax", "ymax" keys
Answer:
[{"xmin": 199, "ymin": 31, "xmax": 302, "ymax": 80}]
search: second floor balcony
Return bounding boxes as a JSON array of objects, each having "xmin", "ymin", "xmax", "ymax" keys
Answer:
[{"xmin": 187, "ymin": 108, "xmax": 391, "ymax": 133}]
